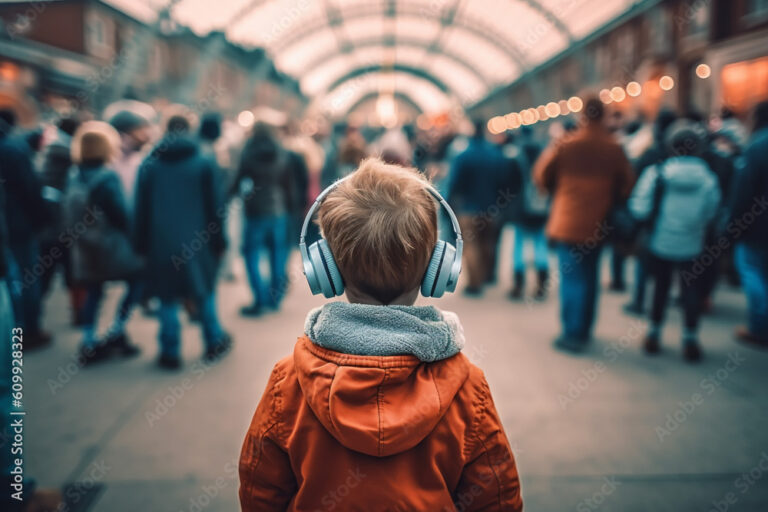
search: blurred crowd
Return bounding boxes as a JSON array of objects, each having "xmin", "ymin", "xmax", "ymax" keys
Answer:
[{"xmin": 0, "ymin": 97, "xmax": 767, "ymax": 375}]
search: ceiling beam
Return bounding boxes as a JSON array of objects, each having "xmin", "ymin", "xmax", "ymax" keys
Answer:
[
  {"xmin": 297, "ymin": 36, "xmax": 490, "ymax": 86},
  {"xmin": 268, "ymin": 3, "xmax": 528, "ymax": 71},
  {"xmin": 324, "ymin": 64, "xmax": 453, "ymax": 96}
]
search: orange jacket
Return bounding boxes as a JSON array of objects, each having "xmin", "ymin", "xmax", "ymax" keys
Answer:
[
  {"xmin": 239, "ymin": 336, "xmax": 523, "ymax": 511},
  {"xmin": 534, "ymin": 124, "xmax": 635, "ymax": 244}
]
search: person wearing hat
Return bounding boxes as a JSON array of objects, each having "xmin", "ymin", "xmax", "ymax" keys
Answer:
[
  {"xmin": 629, "ymin": 120, "xmax": 721, "ymax": 362},
  {"xmin": 109, "ymin": 110, "xmax": 152, "ymax": 209}
]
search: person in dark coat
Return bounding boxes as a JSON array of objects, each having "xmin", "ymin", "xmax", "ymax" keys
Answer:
[
  {"xmin": 731, "ymin": 101, "xmax": 768, "ymax": 347},
  {"xmin": 230, "ymin": 122, "xmax": 292, "ymax": 316},
  {"xmin": 38, "ymin": 117, "xmax": 86, "ymax": 323},
  {"xmin": 65, "ymin": 121, "xmax": 142, "ymax": 364},
  {"xmin": 0, "ymin": 108, "xmax": 51, "ymax": 349},
  {"xmin": 134, "ymin": 115, "xmax": 231, "ymax": 369},
  {"xmin": 448, "ymin": 120, "xmax": 512, "ymax": 296}
]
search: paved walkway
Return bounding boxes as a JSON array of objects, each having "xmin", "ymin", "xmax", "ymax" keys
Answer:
[{"xmin": 24, "ymin": 229, "xmax": 768, "ymax": 511}]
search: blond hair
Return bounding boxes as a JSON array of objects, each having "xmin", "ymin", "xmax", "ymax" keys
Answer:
[
  {"xmin": 71, "ymin": 121, "xmax": 121, "ymax": 165},
  {"xmin": 317, "ymin": 158, "xmax": 438, "ymax": 304}
]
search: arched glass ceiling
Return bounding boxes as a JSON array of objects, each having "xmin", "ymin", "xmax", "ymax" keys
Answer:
[{"xmin": 107, "ymin": 0, "xmax": 642, "ymax": 112}]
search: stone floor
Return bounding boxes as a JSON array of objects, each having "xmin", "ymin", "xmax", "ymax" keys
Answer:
[{"xmin": 23, "ymin": 229, "xmax": 768, "ymax": 511}]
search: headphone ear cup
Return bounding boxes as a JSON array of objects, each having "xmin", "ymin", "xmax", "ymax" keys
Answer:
[
  {"xmin": 421, "ymin": 240, "xmax": 446, "ymax": 297},
  {"xmin": 317, "ymin": 239, "xmax": 344, "ymax": 297},
  {"xmin": 431, "ymin": 242, "xmax": 456, "ymax": 298}
]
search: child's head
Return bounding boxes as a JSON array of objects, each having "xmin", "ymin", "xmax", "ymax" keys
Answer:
[{"xmin": 317, "ymin": 158, "xmax": 438, "ymax": 305}]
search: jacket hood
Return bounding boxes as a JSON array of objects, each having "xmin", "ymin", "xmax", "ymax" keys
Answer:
[
  {"xmin": 295, "ymin": 303, "xmax": 470, "ymax": 457},
  {"xmin": 151, "ymin": 136, "xmax": 198, "ymax": 162},
  {"xmin": 659, "ymin": 156, "xmax": 713, "ymax": 192}
]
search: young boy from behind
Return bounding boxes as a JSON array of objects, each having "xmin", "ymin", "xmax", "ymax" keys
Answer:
[{"xmin": 239, "ymin": 158, "xmax": 523, "ymax": 511}]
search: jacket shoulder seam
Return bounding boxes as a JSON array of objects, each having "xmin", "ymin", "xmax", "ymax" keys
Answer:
[{"xmin": 463, "ymin": 369, "xmax": 490, "ymax": 460}]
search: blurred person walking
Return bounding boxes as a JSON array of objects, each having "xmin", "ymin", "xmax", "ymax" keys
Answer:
[
  {"xmin": 38, "ymin": 117, "xmax": 85, "ymax": 325},
  {"xmin": 624, "ymin": 109, "xmax": 678, "ymax": 315},
  {"xmin": 448, "ymin": 120, "xmax": 511, "ymax": 296},
  {"xmin": 629, "ymin": 121, "xmax": 721, "ymax": 362},
  {"xmin": 231, "ymin": 122, "xmax": 293, "ymax": 316},
  {"xmin": 198, "ymin": 112, "xmax": 237, "ymax": 281},
  {"xmin": 0, "ymin": 108, "xmax": 51, "ymax": 349},
  {"xmin": 134, "ymin": 115, "xmax": 231, "ymax": 369},
  {"xmin": 109, "ymin": 110, "xmax": 152, "ymax": 208},
  {"xmin": 507, "ymin": 126, "xmax": 550, "ymax": 300},
  {"xmin": 731, "ymin": 101, "xmax": 768, "ymax": 348},
  {"xmin": 0, "ymin": 179, "xmax": 63, "ymax": 512},
  {"xmin": 64, "ymin": 122, "xmax": 143, "ymax": 364},
  {"xmin": 534, "ymin": 97, "xmax": 635, "ymax": 351}
]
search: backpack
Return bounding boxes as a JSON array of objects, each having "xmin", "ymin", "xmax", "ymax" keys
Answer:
[
  {"xmin": 64, "ymin": 168, "xmax": 142, "ymax": 282},
  {"xmin": 609, "ymin": 163, "xmax": 667, "ymax": 247},
  {"xmin": 516, "ymin": 143, "xmax": 549, "ymax": 217}
]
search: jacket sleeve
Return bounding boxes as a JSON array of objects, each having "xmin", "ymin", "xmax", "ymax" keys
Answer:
[
  {"xmin": 729, "ymin": 143, "xmax": 761, "ymax": 223},
  {"xmin": 616, "ymin": 150, "xmax": 636, "ymax": 200},
  {"xmin": 239, "ymin": 366, "xmax": 297, "ymax": 512},
  {"xmin": 704, "ymin": 175, "xmax": 722, "ymax": 224},
  {"xmin": 201, "ymin": 160, "xmax": 227, "ymax": 255},
  {"xmin": 454, "ymin": 377, "xmax": 523, "ymax": 511},
  {"xmin": 91, "ymin": 173, "xmax": 130, "ymax": 234},
  {"xmin": 532, "ymin": 144, "xmax": 559, "ymax": 194},
  {"xmin": 132, "ymin": 163, "xmax": 151, "ymax": 255},
  {"xmin": 628, "ymin": 165, "xmax": 658, "ymax": 221},
  {"xmin": 447, "ymin": 154, "xmax": 467, "ymax": 207},
  {"xmin": 11, "ymin": 145, "xmax": 50, "ymax": 231}
]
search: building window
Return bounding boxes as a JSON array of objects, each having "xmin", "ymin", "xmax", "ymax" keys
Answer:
[
  {"xmin": 85, "ymin": 10, "xmax": 115, "ymax": 59},
  {"xmin": 683, "ymin": 0, "xmax": 709, "ymax": 37}
]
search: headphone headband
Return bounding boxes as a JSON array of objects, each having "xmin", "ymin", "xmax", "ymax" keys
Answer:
[{"xmin": 298, "ymin": 174, "xmax": 463, "ymax": 262}]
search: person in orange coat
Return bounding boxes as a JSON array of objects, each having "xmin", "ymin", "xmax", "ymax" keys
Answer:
[
  {"xmin": 239, "ymin": 158, "xmax": 523, "ymax": 511},
  {"xmin": 534, "ymin": 97, "xmax": 635, "ymax": 352}
]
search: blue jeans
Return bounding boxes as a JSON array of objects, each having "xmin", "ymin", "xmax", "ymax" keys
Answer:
[
  {"xmin": 513, "ymin": 226, "xmax": 548, "ymax": 272},
  {"xmin": 556, "ymin": 243, "xmax": 602, "ymax": 341},
  {"xmin": 735, "ymin": 244, "xmax": 768, "ymax": 341},
  {"xmin": 80, "ymin": 280, "xmax": 144, "ymax": 347},
  {"xmin": 158, "ymin": 294, "xmax": 224, "ymax": 358},
  {"xmin": 242, "ymin": 214, "xmax": 288, "ymax": 308}
]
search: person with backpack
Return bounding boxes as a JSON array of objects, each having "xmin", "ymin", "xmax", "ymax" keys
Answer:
[
  {"xmin": 624, "ymin": 109, "xmax": 678, "ymax": 315},
  {"xmin": 65, "ymin": 121, "xmax": 144, "ymax": 364},
  {"xmin": 231, "ymin": 122, "xmax": 294, "ymax": 316},
  {"xmin": 629, "ymin": 121, "xmax": 721, "ymax": 362}
]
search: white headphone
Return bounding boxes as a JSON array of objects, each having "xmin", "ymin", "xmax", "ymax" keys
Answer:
[{"xmin": 299, "ymin": 175, "xmax": 463, "ymax": 299}]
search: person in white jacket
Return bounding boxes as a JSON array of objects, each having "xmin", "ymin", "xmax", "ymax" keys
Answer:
[{"xmin": 629, "ymin": 120, "xmax": 721, "ymax": 362}]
